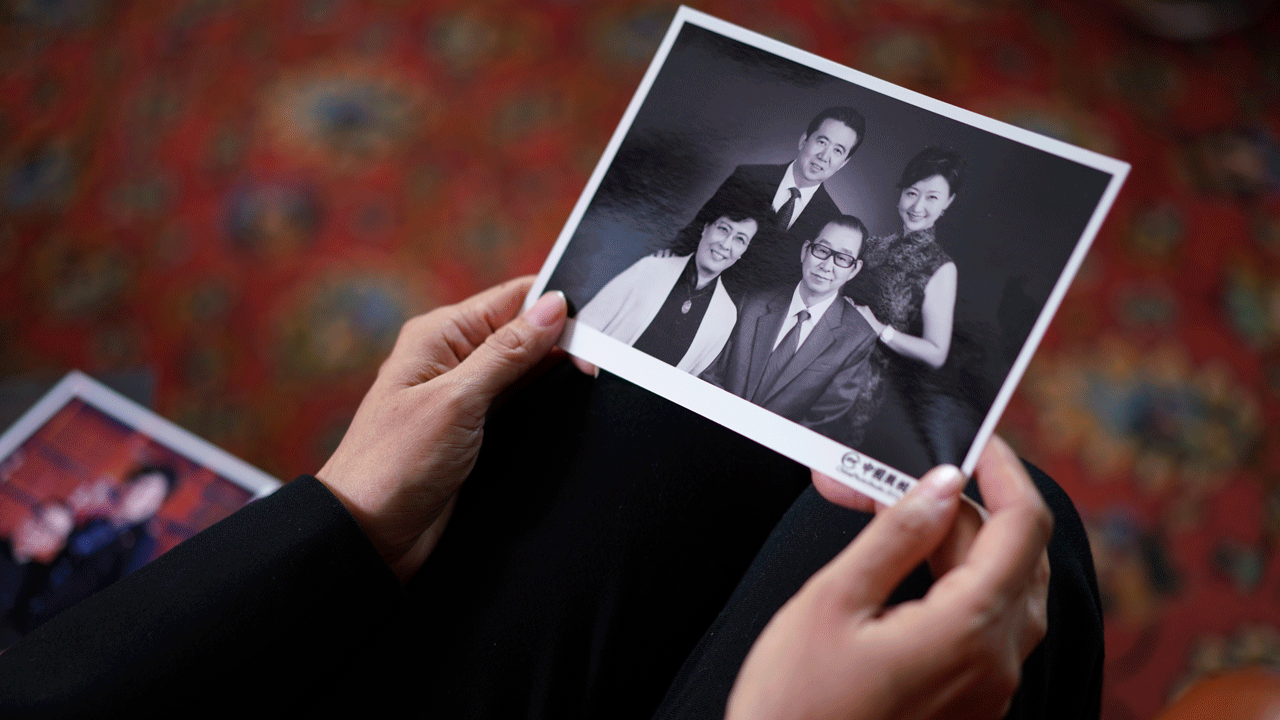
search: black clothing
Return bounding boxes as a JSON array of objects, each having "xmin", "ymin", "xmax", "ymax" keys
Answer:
[
  {"xmin": 0, "ymin": 540, "xmax": 50, "ymax": 647},
  {"xmin": 682, "ymin": 163, "xmax": 842, "ymax": 299},
  {"xmin": 0, "ymin": 365, "xmax": 1102, "ymax": 720},
  {"xmin": 632, "ymin": 256, "xmax": 718, "ymax": 367},
  {"xmin": 655, "ymin": 474, "xmax": 1104, "ymax": 720},
  {"xmin": 0, "ymin": 476, "xmax": 409, "ymax": 717},
  {"xmin": 849, "ymin": 227, "xmax": 953, "ymax": 337},
  {"xmin": 409, "ymin": 367, "xmax": 813, "ymax": 718},
  {"xmin": 845, "ymin": 226, "xmax": 966, "ymax": 467},
  {"xmin": 23, "ymin": 519, "xmax": 157, "ymax": 632}
]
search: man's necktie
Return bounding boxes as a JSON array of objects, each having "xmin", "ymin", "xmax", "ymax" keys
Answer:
[
  {"xmin": 753, "ymin": 308, "xmax": 810, "ymax": 403},
  {"xmin": 776, "ymin": 187, "xmax": 801, "ymax": 230}
]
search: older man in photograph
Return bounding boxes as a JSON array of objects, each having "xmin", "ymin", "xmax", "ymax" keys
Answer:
[
  {"xmin": 688, "ymin": 106, "xmax": 866, "ymax": 296},
  {"xmin": 701, "ymin": 215, "xmax": 878, "ymax": 446},
  {"xmin": 576, "ymin": 189, "xmax": 773, "ymax": 376}
]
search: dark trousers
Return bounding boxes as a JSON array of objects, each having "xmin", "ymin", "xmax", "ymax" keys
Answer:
[
  {"xmin": 412, "ymin": 366, "xmax": 1103, "ymax": 719},
  {"xmin": 0, "ymin": 364, "xmax": 1102, "ymax": 719}
]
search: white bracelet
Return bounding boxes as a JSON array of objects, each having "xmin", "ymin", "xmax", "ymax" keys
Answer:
[{"xmin": 879, "ymin": 325, "xmax": 896, "ymax": 344}]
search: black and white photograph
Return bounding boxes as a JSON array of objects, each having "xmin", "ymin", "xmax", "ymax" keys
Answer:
[{"xmin": 529, "ymin": 8, "xmax": 1129, "ymax": 502}]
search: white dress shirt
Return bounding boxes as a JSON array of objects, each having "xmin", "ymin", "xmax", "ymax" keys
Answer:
[
  {"xmin": 772, "ymin": 285, "xmax": 839, "ymax": 351},
  {"xmin": 771, "ymin": 163, "xmax": 822, "ymax": 230}
]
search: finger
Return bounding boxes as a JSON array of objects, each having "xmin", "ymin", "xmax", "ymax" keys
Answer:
[
  {"xmin": 927, "ymin": 496, "xmax": 983, "ymax": 577},
  {"xmin": 944, "ymin": 438, "xmax": 1052, "ymax": 601},
  {"xmin": 570, "ymin": 356, "xmax": 599, "ymax": 377},
  {"xmin": 1012, "ymin": 541, "xmax": 1052, "ymax": 659},
  {"xmin": 451, "ymin": 290, "xmax": 568, "ymax": 405},
  {"xmin": 493, "ymin": 346, "xmax": 575, "ymax": 410},
  {"xmin": 1019, "ymin": 550, "xmax": 1051, "ymax": 657},
  {"xmin": 812, "ymin": 464, "xmax": 966, "ymax": 612},
  {"xmin": 972, "ymin": 436, "xmax": 1044, "ymax": 515},
  {"xmin": 382, "ymin": 277, "xmax": 536, "ymax": 384},
  {"xmin": 810, "ymin": 469, "xmax": 876, "ymax": 513}
]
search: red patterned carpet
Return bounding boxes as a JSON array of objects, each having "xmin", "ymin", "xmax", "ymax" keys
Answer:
[{"xmin": 2, "ymin": 2, "xmax": 1278, "ymax": 717}]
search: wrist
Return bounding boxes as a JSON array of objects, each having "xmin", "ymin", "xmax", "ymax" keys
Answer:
[
  {"xmin": 878, "ymin": 324, "xmax": 896, "ymax": 345},
  {"xmin": 315, "ymin": 459, "xmax": 457, "ymax": 583}
]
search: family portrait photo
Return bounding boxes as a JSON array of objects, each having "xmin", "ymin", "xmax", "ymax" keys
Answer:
[
  {"xmin": 532, "ymin": 9, "xmax": 1128, "ymax": 499},
  {"xmin": 0, "ymin": 372, "xmax": 279, "ymax": 648}
]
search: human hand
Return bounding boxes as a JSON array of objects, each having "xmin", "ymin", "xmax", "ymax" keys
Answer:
[
  {"xmin": 847, "ymin": 299, "xmax": 886, "ymax": 335},
  {"xmin": 570, "ymin": 357, "xmax": 599, "ymax": 377},
  {"xmin": 315, "ymin": 277, "xmax": 568, "ymax": 582},
  {"xmin": 729, "ymin": 436, "xmax": 1052, "ymax": 720},
  {"xmin": 810, "ymin": 467, "xmax": 984, "ymax": 578}
]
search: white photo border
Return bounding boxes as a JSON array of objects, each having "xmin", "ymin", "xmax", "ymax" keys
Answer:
[
  {"xmin": 0, "ymin": 370, "xmax": 280, "ymax": 498},
  {"xmin": 527, "ymin": 6, "xmax": 1129, "ymax": 504}
]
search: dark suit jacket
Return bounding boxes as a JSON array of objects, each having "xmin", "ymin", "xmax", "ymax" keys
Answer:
[
  {"xmin": 689, "ymin": 163, "xmax": 843, "ymax": 298},
  {"xmin": 0, "ymin": 368, "xmax": 1103, "ymax": 720},
  {"xmin": 702, "ymin": 287, "xmax": 877, "ymax": 447},
  {"xmin": 22, "ymin": 519, "xmax": 157, "ymax": 633}
]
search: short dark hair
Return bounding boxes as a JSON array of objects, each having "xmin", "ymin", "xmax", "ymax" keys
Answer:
[
  {"xmin": 805, "ymin": 107, "xmax": 867, "ymax": 156},
  {"xmin": 813, "ymin": 214, "xmax": 868, "ymax": 256},
  {"xmin": 699, "ymin": 181, "xmax": 775, "ymax": 234},
  {"xmin": 125, "ymin": 465, "xmax": 178, "ymax": 496},
  {"xmin": 897, "ymin": 146, "xmax": 966, "ymax": 196}
]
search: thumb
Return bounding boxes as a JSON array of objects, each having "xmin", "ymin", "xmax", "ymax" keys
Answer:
[
  {"xmin": 455, "ymin": 290, "xmax": 568, "ymax": 404},
  {"xmin": 814, "ymin": 465, "xmax": 966, "ymax": 611}
]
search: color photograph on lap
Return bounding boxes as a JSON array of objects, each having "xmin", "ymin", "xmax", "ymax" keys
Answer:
[
  {"xmin": 533, "ymin": 8, "xmax": 1128, "ymax": 502},
  {"xmin": 0, "ymin": 372, "xmax": 279, "ymax": 649}
]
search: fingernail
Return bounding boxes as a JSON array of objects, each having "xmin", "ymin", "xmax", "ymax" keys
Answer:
[
  {"xmin": 525, "ymin": 291, "xmax": 566, "ymax": 327},
  {"xmin": 919, "ymin": 464, "xmax": 965, "ymax": 502}
]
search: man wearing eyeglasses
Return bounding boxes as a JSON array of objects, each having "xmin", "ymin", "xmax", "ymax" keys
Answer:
[
  {"xmin": 683, "ymin": 107, "xmax": 865, "ymax": 298},
  {"xmin": 701, "ymin": 215, "xmax": 878, "ymax": 447}
]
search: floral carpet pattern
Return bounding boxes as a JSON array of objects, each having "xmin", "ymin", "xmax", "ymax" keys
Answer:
[{"xmin": 2, "ymin": 1, "xmax": 1278, "ymax": 717}]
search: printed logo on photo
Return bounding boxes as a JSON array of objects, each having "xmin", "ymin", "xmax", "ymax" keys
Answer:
[{"xmin": 838, "ymin": 451, "xmax": 861, "ymax": 476}]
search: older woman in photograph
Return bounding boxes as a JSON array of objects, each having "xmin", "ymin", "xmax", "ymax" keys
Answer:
[
  {"xmin": 575, "ymin": 187, "xmax": 773, "ymax": 376},
  {"xmin": 848, "ymin": 146, "xmax": 964, "ymax": 462}
]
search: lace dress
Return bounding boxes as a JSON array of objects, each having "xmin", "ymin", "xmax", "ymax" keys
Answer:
[{"xmin": 845, "ymin": 227, "xmax": 955, "ymax": 462}]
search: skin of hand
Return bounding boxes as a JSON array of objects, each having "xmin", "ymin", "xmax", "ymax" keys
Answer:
[
  {"xmin": 852, "ymin": 302, "xmax": 887, "ymax": 336},
  {"xmin": 729, "ymin": 436, "xmax": 1052, "ymax": 720},
  {"xmin": 315, "ymin": 277, "xmax": 568, "ymax": 582},
  {"xmin": 570, "ymin": 355, "xmax": 599, "ymax": 377}
]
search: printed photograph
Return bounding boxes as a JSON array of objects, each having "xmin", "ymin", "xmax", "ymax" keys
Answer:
[
  {"xmin": 0, "ymin": 372, "xmax": 279, "ymax": 649},
  {"xmin": 530, "ymin": 9, "xmax": 1129, "ymax": 500}
]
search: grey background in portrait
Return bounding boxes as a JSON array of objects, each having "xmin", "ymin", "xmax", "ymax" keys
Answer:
[{"xmin": 546, "ymin": 24, "xmax": 1114, "ymax": 478}]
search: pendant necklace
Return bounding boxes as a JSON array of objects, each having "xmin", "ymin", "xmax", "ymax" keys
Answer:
[{"xmin": 682, "ymin": 277, "xmax": 714, "ymax": 314}]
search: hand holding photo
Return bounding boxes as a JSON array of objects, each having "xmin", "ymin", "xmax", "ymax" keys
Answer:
[{"xmin": 528, "ymin": 7, "xmax": 1128, "ymax": 504}]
